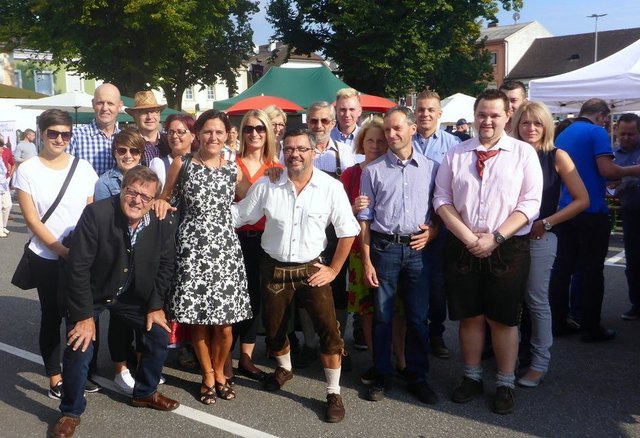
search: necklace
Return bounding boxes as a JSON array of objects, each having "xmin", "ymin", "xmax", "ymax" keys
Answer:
[{"xmin": 198, "ymin": 152, "xmax": 222, "ymax": 170}]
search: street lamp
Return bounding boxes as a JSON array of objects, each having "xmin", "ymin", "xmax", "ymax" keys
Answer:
[{"xmin": 587, "ymin": 13, "xmax": 607, "ymax": 62}]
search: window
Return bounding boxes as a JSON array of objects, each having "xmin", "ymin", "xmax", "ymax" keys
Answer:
[
  {"xmin": 14, "ymin": 70, "xmax": 22, "ymax": 88},
  {"xmin": 35, "ymin": 71, "xmax": 54, "ymax": 95},
  {"xmin": 207, "ymin": 85, "xmax": 215, "ymax": 100},
  {"xmin": 66, "ymin": 72, "xmax": 84, "ymax": 92},
  {"xmin": 185, "ymin": 87, "xmax": 194, "ymax": 100},
  {"xmin": 490, "ymin": 52, "xmax": 498, "ymax": 66}
]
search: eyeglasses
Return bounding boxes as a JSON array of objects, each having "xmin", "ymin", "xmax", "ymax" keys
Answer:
[
  {"xmin": 242, "ymin": 125, "xmax": 267, "ymax": 134},
  {"xmin": 283, "ymin": 146, "xmax": 313, "ymax": 155},
  {"xmin": 308, "ymin": 118, "xmax": 333, "ymax": 125},
  {"xmin": 272, "ymin": 123, "xmax": 285, "ymax": 129},
  {"xmin": 115, "ymin": 147, "xmax": 142, "ymax": 157},
  {"xmin": 123, "ymin": 187, "xmax": 154, "ymax": 204},
  {"xmin": 167, "ymin": 129, "xmax": 190, "ymax": 137},
  {"xmin": 46, "ymin": 129, "xmax": 72, "ymax": 142}
]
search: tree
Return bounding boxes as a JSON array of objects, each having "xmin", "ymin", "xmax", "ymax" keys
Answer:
[
  {"xmin": 0, "ymin": 0, "xmax": 258, "ymax": 109},
  {"xmin": 266, "ymin": 0, "xmax": 523, "ymax": 98}
]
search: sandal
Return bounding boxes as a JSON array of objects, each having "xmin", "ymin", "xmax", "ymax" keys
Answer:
[
  {"xmin": 199, "ymin": 370, "xmax": 216, "ymax": 405},
  {"xmin": 215, "ymin": 381, "xmax": 236, "ymax": 400},
  {"xmin": 199, "ymin": 384, "xmax": 216, "ymax": 405}
]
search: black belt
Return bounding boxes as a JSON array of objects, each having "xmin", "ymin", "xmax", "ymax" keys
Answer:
[{"xmin": 371, "ymin": 230, "xmax": 414, "ymax": 245}]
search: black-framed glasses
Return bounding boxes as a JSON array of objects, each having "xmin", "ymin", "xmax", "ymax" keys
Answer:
[
  {"xmin": 123, "ymin": 187, "xmax": 154, "ymax": 204},
  {"xmin": 115, "ymin": 147, "xmax": 142, "ymax": 157},
  {"xmin": 272, "ymin": 122, "xmax": 285, "ymax": 129},
  {"xmin": 167, "ymin": 129, "xmax": 190, "ymax": 137},
  {"xmin": 46, "ymin": 129, "xmax": 72, "ymax": 142},
  {"xmin": 242, "ymin": 125, "xmax": 267, "ymax": 134},
  {"xmin": 283, "ymin": 146, "xmax": 313, "ymax": 155}
]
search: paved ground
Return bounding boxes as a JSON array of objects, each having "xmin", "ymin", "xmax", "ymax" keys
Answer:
[{"xmin": 1, "ymin": 205, "xmax": 639, "ymax": 437}]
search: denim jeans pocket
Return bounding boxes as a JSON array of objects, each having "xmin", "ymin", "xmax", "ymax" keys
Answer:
[
  {"xmin": 371, "ymin": 238, "xmax": 393, "ymax": 252},
  {"xmin": 266, "ymin": 266, "xmax": 286, "ymax": 294}
]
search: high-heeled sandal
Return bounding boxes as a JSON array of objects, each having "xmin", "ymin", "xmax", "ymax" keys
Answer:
[
  {"xmin": 199, "ymin": 383, "xmax": 216, "ymax": 405},
  {"xmin": 199, "ymin": 370, "xmax": 216, "ymax": 405},
  {"xmin": 215, "ymin": 381, "xmax": 236, "ymax": 400}
]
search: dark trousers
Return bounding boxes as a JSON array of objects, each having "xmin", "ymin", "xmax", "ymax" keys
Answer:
[
  {"xmin": 233, "ymin": 231, "xmax": 264, "ymax": 345},
  {"xmin": 60, "ymin": 297, "xmax": 169, "ymax": 417},
  {"xmin": 424, "ymin": 227, "xmax": 447, "ymax": 338},
  {"xmin": 260, "ymin": 255, "xmax": 344, "ymax": 355},
  {"xmin": 30, "ymin": 253, "xmax": 63, "ymax": 377},
  {"xmin": 549, "ymin": 212, "xmax": 610, "ymax": 334},
  {"xmin": 622, "ymin": 209, "xmax": 640, "ymax": 307}
]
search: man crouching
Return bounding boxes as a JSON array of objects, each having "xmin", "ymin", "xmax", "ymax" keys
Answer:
[{"xmin": 51, "ymin": 166, "xmax": 178, "ymax": 438}]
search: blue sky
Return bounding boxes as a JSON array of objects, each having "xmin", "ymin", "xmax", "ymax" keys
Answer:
[{"xmin": 250, "ymin": 0, "xmax": 640, "ymax": 44}]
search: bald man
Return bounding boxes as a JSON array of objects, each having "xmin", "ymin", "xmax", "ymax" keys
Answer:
[{"xmin": 68, "ymin": 83, "xmax": 123, "ymax": 176}]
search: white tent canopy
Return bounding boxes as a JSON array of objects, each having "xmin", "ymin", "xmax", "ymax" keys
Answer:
[
  {"xmin": 440, "ymin": 93, "xmax": 475, "ymax": 124},
  {"xmin": 529, "ymin": 38, "xmax": 640, "ymax": 113}
]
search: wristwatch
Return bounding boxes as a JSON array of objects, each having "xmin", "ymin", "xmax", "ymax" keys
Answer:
[
  {"xmin": 493, "ymin": 231, "xmax": 506, "ymax": 245},
  {"xmin": 542, "ymin": 219, "xmax": 553, "ymax": 231}
]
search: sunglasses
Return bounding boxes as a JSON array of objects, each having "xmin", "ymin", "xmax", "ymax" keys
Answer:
[
  {"xmin": 115, "ymin": 147, "xmax": 142, "ymax": 157},
  {"xmin": 242, "ymin": 125, "xmax": 267, "ymax": 134},
  {"xmin": 46, "ymin": 129, "xmax": 72, "ymax": 142},
  {"xmin": 123, "ymin": 187, "xmax": 154, "ymax": 204},
  {"xmin": 308, "ymin": 118, "xmax": 333, "ymax": 125}
]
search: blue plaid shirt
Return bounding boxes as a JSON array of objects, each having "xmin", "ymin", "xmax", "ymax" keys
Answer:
[{"xmin": 68, "ymin": 119, "xmax": 119, "ymax": 176}]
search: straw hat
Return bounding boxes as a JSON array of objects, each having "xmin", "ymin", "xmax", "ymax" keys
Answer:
[{"xmin": 125, "ymin": 91, "xmax": 167, "ymax": 115}]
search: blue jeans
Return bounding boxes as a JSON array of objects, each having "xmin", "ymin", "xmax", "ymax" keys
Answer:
[
  {"xmin": 60, "ymin": 298, "xmax": 169, "ymax": 417},
  {"xmin": 370, "ymin": 237, "xmax": 431, "ymax": 382},
  {"xmin": 526, "ymin": 232, "xmax": 557, "ymax": 372}
]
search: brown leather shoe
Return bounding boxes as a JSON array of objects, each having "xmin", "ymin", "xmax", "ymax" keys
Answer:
[
  {"xmin": 325, "ymin": 393, "xmax": 345, "ymax": 423},
  {"xmin": 131, "ymin": 391, "xmax": 180, "ymax": 411},
  {"xmin": 51, "ymin": 415, "xmax": 80, "ymax": 438},
  {"xmin": 263, "ymin": 366, "xmax": 293, "ymax": 392}
]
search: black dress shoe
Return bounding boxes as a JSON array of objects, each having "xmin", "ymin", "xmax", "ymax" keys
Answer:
[
  {"xmin": 237, "ymin": 365, "xmax": 267, "ymax": 382},
  {"xmin": 408, "ymin": 381, "xmax": 438, "ymax": 404},
  {"xmin": 581, "ymin": 327, "xmax": 616, "ymax": 343}
]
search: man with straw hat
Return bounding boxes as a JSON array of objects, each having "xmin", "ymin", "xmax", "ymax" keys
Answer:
[{"xmin": 125, "ymin": 91, "xmax": 167, "ymax": 166}]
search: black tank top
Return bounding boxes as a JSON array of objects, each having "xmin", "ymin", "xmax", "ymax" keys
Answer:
[{"xmin": 538, "ymin": 148, "xmax": 561, "ymax": 221}]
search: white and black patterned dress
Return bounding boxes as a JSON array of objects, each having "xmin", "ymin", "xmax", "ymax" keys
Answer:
[{"xmin": 169, "ymin": 160, "xmax": 251, "ymax": 325}]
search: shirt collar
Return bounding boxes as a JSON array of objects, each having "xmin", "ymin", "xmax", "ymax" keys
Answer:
[
  {"xmin": 384, "ymin": 148, "xmax": 420, "ymax": 167},
  {"xmin": 461, "ymin": 133, "xmax": 513, "ymax": 153}
]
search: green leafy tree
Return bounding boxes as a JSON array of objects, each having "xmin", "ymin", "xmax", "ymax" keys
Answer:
[
  {"xmin": 0, "ymin": 0, "xmax": 258, "ymax": 109},
  {"xmin": 266, "ymin": 0, "xmax": 523, "ymax": 98}
]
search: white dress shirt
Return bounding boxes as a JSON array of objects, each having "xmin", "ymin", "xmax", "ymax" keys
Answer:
[{"xmin": 232, "ymin": 169, "xmax": 360, "ymax": 263}]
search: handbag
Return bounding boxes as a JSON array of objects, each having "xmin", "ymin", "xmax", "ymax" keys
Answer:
[
  {"xmin": 170, "ymin": 153, "xmax": 192, "ymax": 216},
  {"xmin": 11, "ymin": 156, "xmax": 80, "ymax": 290}
]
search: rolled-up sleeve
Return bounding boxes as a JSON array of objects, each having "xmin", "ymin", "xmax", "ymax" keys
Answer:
[
  {"xmin": 433, "ymin": 150, "xmax": 454, "ymax": 212},
  {"xmin": 356, "ymin": 167, "xmax": 374, "ymax": 222},
  {"xmin": 232, "ymin": 178, "xmax": 268, "ymax": 228},
  {"xmin": 514, "ymin": 147, "xmax": 543, "ymax": 223},
  {"xmin": 331, "ymin": 185, "xmax": 361, "ymax": 238}
]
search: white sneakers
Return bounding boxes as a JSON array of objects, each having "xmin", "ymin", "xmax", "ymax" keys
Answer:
[
  {"xmin": 114, "ymin": 369, "xmax": 135, "ymax": 395},
  {"xmin": 0, "ymin": 229, "xmax": 7, "ymax": 238}
]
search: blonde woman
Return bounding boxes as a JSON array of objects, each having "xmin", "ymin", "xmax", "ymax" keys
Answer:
[{"xmin": 512, "ymin": 101, "xmax": 589, "ymax": 387}]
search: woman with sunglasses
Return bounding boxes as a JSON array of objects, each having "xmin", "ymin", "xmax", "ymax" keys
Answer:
[
  {"xmin": 231, "ymin": 109, "xmax": 281, "ymax": 382},
  {"xmin": 154, "ymin": 109, "xmax": 251, "ymax": 406},
  {"xmin": 93, "ymin": 128, "xmax": 148, "ymax": 395},
  {"xmin": 95, "ymin": 128, "xmax": 146, "ymax": 200},
  {"xmin": 14, "ymin": 109, "xmax": 98, "ymax": 400}
]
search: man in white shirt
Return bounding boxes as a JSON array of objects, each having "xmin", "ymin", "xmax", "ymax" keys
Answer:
[{"xmin": 233, "ymin": 127, "xmax": 360, "ymax": 423}]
